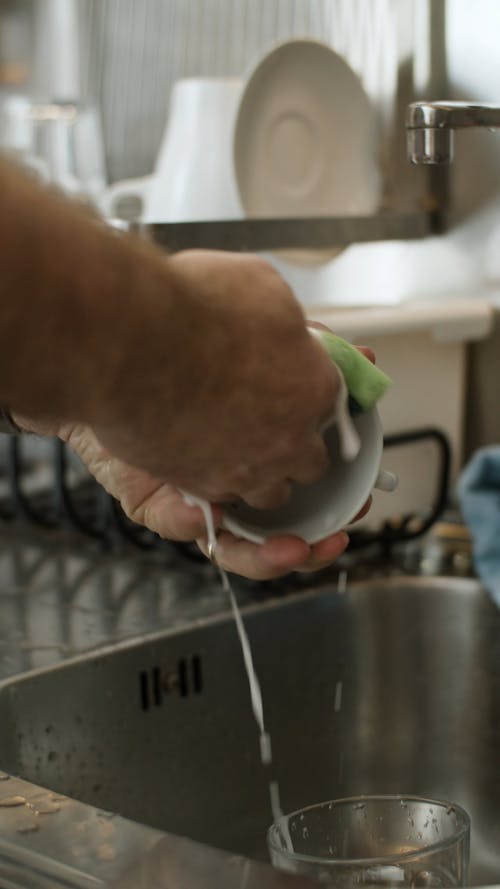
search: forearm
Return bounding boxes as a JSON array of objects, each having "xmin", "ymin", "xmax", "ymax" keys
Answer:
[
  {"xmin": 0, "ymin": 159, "xmax": 189, "ymax": 428},
  {"xmin": 0, "ymin": 166, "xmax": 338, "ymax": 503}
]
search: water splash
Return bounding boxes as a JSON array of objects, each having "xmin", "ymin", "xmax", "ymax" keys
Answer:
[
  {"xmin": 337, "ymin": 569, "xmax": 348, "ymax": 595},
  {"xmin": 334, "ymin": 680, "xmax": 343, "ymax": 712}
]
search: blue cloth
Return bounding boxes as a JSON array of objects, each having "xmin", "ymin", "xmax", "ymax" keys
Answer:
[{"xmin": 457, "ymin": 446, "xmax": 500, "ymax": 607}]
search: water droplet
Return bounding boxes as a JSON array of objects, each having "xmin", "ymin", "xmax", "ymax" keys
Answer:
[
  {"xmin": 98, "ymin": 820, "xmax": 115, "ymax": 839},
  {"xmin": 0, "ymin": 796, "xmax": 26, "ymax": 807},
  {"xmin": 354, "ymin": 802, "xmax": 366, "ymax": 810},
  {"xmin": 411, "ymin": 868, "xmax": 444, "ymax": 886},
  {"xmin": 35, "ymin": 802, "xmax": 61, "ymax": 815},
  {"xmin": 17, "ymin": 821, "xmax": 40, "ymax": 834},
  {"xmin": 302, "ymin": 827, "xmax": 309, "ymax": 839}
]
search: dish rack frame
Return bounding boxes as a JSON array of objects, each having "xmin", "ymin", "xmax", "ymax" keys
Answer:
[{"xmin": 123, "ymin": 0, "xmax": 448, "ymax": 254}]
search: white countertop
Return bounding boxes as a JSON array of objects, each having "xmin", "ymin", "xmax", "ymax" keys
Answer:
[{"xmin": 308, "ymin": 295, "xmax": 494, "ymax": 342}]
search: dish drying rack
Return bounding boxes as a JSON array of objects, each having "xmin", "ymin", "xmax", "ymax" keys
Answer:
[
  {"xmin": 0, "ymin": 427, "xmax": 451, "ymax": 558},
  {"xmin": 87, "ymin": 0, "xmax": 449, "ymax": 252},
  {"xmin": 4, "ymin": 0, "xmax": 449, "ymax": 247},
  {"xmin": 131, "ymin": 212, "xmax": 431, "ymax": 255}
]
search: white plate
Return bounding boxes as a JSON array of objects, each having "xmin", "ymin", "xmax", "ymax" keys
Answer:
[{"xmin": 233, "ymin": 39, "xmax": 381, "ymax": 266}]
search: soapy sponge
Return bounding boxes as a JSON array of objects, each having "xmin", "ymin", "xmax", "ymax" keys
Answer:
[{"xmin": 316, "ymin": 330, "xmax": 392, "ymax": 412}]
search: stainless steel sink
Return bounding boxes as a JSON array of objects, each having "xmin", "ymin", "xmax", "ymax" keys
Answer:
[{"xmin": 0, "ymin": 576, "xmax": 499, "ymax": 885}]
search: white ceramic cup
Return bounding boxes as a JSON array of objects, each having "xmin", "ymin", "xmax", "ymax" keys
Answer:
[
  {"xmin": 222, "ymin": 407, "xmax": 397, "ymax": 545},
  {"xmin": 100, "ymin": 77, "xmax": 243, "ymax": 222}
]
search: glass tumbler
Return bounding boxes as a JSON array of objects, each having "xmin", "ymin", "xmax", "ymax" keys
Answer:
[{"xmin": 268, "ymin": 795, "xmax": 470, "ymax": 887}]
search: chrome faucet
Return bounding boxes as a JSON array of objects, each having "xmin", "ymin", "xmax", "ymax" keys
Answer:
[{"xmin": 406, "ymin": 101, "xmax": 500, "ymax": 164}]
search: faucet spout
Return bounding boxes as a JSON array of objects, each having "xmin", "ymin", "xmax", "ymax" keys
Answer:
[{"xmin": 406, "ymin": 101, "xmax": 500, "ymax": 164}]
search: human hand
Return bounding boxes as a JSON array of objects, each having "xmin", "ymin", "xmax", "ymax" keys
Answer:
[
  {"xmin": 13, "ymin": 416, "xmax": 354, "ymax": 579},
  {"xmin": 93, "ymin": 250, "xmax": 340, "ymax": 510},
  {"xmin": 0, "ymin": 170, "xmax": 335, "ymax": 515},
  {"xmin": 12, "ymin": 412, "xmax": 369, "ymax": 581},
  {"xmin": 10, "ymin": 242, "xmax": 373, "ymax": 581}
]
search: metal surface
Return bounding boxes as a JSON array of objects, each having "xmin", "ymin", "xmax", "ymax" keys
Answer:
[
  {"xmin": 0, "ymin": 775, "xmax": 321, "ymax": 889},
  {"xmin": 133, "ymin": 212, "xmax": 431, "ymax": 252},
  {"xmin": 0, "ymin": 524, "xmax": 288, "ymax": 683},
  {"xmin": 407, "ymin": 101, "xmax": 500, "ymax": 165},
  {"xmin": 0, "ymin": 576, "xmax": 499, "ymax": 885},
  {"xmin": 0, "ymin": 773, "xmax": 160, "ymax": 888},
  {"xmin": 108, "ymin": 832, "xmax": 323, "ymax": 889}
]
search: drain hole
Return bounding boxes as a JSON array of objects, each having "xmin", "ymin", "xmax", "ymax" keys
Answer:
[
  {"xmin": 192, "ymin": 655, "xmax": 203, "ymax": 693},
  {"xmin": 152, "ymin": 666, "xmax": 162, "ymax": 706},
  {"xmin": 139, "ymin": 671, "xmax": 149, "ymax": 711},
  {"xmin": 140, "ymin": 657, "xmax": 202, "ymax": 708},
  {"xmin": 178, "ymin": 658, "xmax": 188, "ymax": 697}
]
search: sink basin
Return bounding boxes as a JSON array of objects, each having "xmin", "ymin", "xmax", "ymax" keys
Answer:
[{"xmin": 0, "ymin": 576, "xmax": 499, "ymax": 885}]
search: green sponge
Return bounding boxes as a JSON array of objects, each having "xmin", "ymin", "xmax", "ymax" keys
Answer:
[{"xmin": 316, "ymin": 330, "xmax": 392, "ymax": 412}]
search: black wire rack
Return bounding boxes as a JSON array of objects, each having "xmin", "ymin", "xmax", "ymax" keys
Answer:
[
  {"xmin": 0, "ymin": 436, "xmax": 206, "ymax": 564},
  {"xmin": 0, "ymin": 427, "xmax": 452, "ymax": 565}
]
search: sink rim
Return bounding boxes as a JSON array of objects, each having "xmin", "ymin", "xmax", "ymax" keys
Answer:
[{"xmin": 0, "ymin": 574, "xmax": 487, "ymax": 691}]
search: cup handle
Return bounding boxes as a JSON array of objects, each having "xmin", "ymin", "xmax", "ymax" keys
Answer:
[
  {"xmin": 374, "ymin": 469, "xmax": 399, "ymax": 492},
  {"xmin": 99, "ymin": 175, "xmax": 152, "ymax": 220}
]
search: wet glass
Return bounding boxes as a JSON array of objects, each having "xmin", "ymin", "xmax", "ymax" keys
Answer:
[
  {"xmin": 268, "ymin": 795, "xmax": 470, "ymax": 887},
  {"xmin": 0, "ymin": 96, "xmax": 106, "ymax": 202}
]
